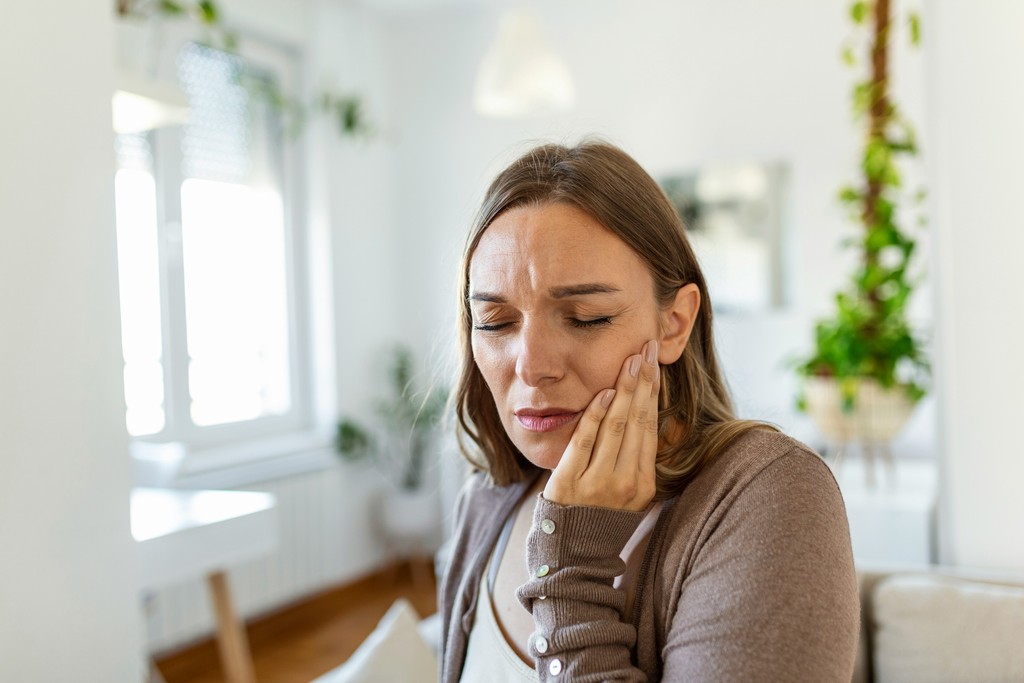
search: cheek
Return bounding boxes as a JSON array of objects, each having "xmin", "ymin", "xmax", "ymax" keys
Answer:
[
  {"xmin": 576, "ymin": 353, "xmax": 624, "ymax": 393},
  {"xmin": 470, "ymin": 336, "xmax": 509, "ymax": 395},
  {"xmin": 575, "ymin": 329, "xmax": 652, "ymax": 391}
]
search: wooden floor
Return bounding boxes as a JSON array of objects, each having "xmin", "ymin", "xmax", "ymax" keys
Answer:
[{"xmin": 154, "ymin": 560, "xmax": 438, "ymax": 683}]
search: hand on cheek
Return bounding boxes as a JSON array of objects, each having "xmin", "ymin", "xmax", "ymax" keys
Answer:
[{"xmin": 543, "ymin": 340, "xmax": 660, "ymax": 512}]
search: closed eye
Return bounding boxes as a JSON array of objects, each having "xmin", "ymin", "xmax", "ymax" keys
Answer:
[
  {"xmin": 472, "ymin": 321, "xmax": 513, "ymax": 332},
  {"xmin": 569, "ymin": 316, "xmax": 613, "ymax": 329}
]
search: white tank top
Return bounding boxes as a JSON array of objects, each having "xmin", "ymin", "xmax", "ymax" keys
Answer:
[{"xmin": 460, "ymin": 571, "xmax": 538, "ymax": 682}]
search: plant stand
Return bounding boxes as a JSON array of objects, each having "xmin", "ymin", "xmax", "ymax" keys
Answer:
[
  {"xmin": 828, "ymin": 439, "xmax": 896, "ymax": 489},
  {"xmin": 377, "ymin": 486, "xmax": 442, "ymax": 594},
  {"xmin": 805, "ymin": 376, "xmax": 915, "ymax": 488}
]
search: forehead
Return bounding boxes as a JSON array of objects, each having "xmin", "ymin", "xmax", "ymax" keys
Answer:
[{"xmin": 469, "ymin": 203, "xmax": 651, "ymax": 291}]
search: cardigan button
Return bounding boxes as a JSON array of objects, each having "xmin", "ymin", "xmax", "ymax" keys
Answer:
[
  {"xmin": 536, "ymin": 564, "xmax": 550, "ymax": 578},
  {"xmin": 548, "ymin": 658, "xmax": 563, "ymax": 675},
  {"xmin": 535, "ymin": 635, "xmax": 549, "ymax": 654},
  {"xmin": 541, "ymin": 519, "xmax": 556, "ymax": 534}
]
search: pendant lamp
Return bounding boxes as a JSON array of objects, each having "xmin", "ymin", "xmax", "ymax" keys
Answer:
[{"xmin": 473, "ymin": 8, "xmax": 575, "ymax": 118}]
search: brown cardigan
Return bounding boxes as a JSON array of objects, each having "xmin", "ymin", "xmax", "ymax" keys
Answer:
[{"xmin": 439, "ymin": 429, "xmax": 859, "ymax": 682}]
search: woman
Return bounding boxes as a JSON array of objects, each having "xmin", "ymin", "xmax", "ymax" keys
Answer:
[{"xmin": 440, "ymin": 140, "xmax": 859, "ymax": 682}]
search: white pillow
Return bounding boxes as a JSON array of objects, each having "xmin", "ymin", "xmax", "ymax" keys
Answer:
[
  {"xmin": 417, "ymin": 612, "xmax": 442, "ymax": 655},
  {"xmin": 872, "ymin": 574, "xmax": 1024, "ymax": 683},
  {"xmin": 312, "ymin": 598, "xmax": 438, "ymax": 683}
]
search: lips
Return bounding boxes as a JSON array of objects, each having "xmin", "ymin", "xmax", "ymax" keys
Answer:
[{"xmin": 515, "ymin": 407, "xmax": 582, "ymax": 433}]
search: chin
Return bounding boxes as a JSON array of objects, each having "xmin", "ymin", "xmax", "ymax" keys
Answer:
[
  {"xmin": 504, "ymin": 413, "xmax": 579, "ymax": 470},
  {"xmin": 524, "ymin": 452, "xmax": 562, "ymax": 471},
  {"xmin": 513, "ymin": 436, "xmax": 569, "ymax": 471}
]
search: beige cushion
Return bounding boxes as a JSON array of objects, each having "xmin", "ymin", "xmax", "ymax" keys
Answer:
[
  {"xmin": 872, "ymin": 574, "xmax": 1024, "ymax": 683},
  {"xmin": 312, "ymin": 598, "xmax": 438, "ymax": 683}
]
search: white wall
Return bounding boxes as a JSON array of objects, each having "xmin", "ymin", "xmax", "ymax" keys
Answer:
[
  {"xmin": 379, "ymin": 0, "xmax": 931, "ymax": 444},
  {"xmin": 0, "ymin": 2, "xmax": 143, "ymax": 681},
  {"xmin": 307, "ymin": 0, "xmax": 408, "ymax": 423},
  {"xmin": 927, "ymin": 0, "xmax": 1024, "ymax": 570},
  {"xmin": 373, "ymin": 0, "xmax": 1024, "ymax": 572}
]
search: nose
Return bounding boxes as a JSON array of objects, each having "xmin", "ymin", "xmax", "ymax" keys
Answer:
[{"xmin": 515, "ymin": 319, "xmax": 564, "ymax": 387}]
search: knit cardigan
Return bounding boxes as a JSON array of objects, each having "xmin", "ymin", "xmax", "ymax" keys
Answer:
[{"xmin": 439, "ymin": 429, "xmax": 860, "ymax": 682}]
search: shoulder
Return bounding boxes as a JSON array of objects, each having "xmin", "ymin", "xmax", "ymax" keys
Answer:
[
  {"xmin": 649, "ymin": 430, "xmax": 859, "ymax": 678},
  {"xmin": 713, "ymin": 428, "xmax": 848, "ymax": 543},
  {"xmin": 453, "ymin": 469, "xmax": 490, "ymax": 510},
  {"xmin": 685, "ymin": 427, "xmax": 839, "ymax": 513},
  {"xmin": 715, "ymin": 426, "xmax": 823, "ymax": 473},
  {"xmin": 656, "ymin": 427, "xmax": 851, "ymax": 582},
  {"xmin": 450, "ymin": 470, "xmax": 499, "ymax": 536},
  {"xmin": 448, "ymin": 470, "xmax": 532, "ymax": 555},
  {"xmin": 453, "ymin": 469, "xmax": 521, "ymax": 518}
]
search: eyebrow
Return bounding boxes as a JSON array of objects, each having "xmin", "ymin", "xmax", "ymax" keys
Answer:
[
  {"xmin": 549, "ymin": 283, "xmax": 621, "ymax": 298},
  {"xmin": 468, "ymin": 283, "xmax": 621, "ymax": 303}
]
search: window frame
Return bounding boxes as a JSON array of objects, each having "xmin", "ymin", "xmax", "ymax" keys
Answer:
[{"xmin": 119, "ymin": 29, "xmax": 315, "ymax": 453}]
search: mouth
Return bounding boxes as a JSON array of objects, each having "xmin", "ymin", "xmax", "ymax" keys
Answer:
[{"xmin": 514, "ymin": 407, "xmax": 582, "ymax": 433}]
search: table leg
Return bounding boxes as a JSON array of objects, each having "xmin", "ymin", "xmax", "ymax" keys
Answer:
[
  {"xmin": 409, "ymin": 556, "xmax": 434, "ymax": 597},
  {"xmin": 207, "ymin": 570, "xmax": 257, "ymax": 683}
]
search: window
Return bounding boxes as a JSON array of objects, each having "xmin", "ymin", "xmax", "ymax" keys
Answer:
[{"xmin": 114, "ymin": 40, "xmax": 310, "ymax": 449}]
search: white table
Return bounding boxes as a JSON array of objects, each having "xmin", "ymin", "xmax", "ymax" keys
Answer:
[{"xmin": 132, "ymin": 488, "xmax": 278, "ymax": 683}]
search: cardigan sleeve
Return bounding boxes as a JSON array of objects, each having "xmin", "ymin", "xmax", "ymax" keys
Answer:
[
  {"xmin": 660, "ymin": 450, "xmax": 860, "ymax": 682},
  {"xmin": 514, "ymin": 449, "xmax": 859, "ymax": 682},
  {"xmin": 516, "ymin": 497, "xmax": 649, "ymax": 682}
]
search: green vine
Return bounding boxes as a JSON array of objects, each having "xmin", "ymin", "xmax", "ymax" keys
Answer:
[
  {"xmin": 116, "ymin": 0, "xmax": 374, "ymax": 140},
  {"xmin": 796, "ymin": 0, "xmax": 930, "ymax": 411}
]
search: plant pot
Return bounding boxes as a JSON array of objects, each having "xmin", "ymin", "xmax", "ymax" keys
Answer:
[
  {"xmin": 804, "ymin": 376, "xmax": 917, "ymax": 444},
  {"xmin": 804, "ymin": 376, "xmax": 918, "ymax": 487},
  {"xmin": 378, "ymin": 486, "xmax": 441, "ymax": 546}
]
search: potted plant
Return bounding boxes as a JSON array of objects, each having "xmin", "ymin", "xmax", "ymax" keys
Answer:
[
  {"xmin": 795, "ymin": 0, "xmax": 930, "ymax": 480},
  {"xmin": 336, "ymin": 345, "xmax": 448, "ymax": 543}
]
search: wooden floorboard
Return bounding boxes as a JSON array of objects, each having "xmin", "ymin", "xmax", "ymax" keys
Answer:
[{"xmin": 154, "ymin": 560, "xmax": 437, "ymax": 683}]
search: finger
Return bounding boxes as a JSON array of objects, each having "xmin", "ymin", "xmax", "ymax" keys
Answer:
[
  {"xmin": 587, "ymin": 351, "xmax": 642, "ymax": 477},
  {"xmin": 636, "ymin": 352, "xmax": 661, "ymax": 489},
  {"xmin": 552, "ymin": 387, "xmax": 617, "ymax": 481},
  {"xmin": 614, "ymin": 340, "xmax": 659, "ymax": 480}
]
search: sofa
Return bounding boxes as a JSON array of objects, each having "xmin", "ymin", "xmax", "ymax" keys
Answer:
[
  {"xmin": 317, "ymin": 563, "xmax": 1024, "ymax": 682},
  {"xmin": 852, "ymin": 564, "xmax": 1024, "ymax": 683}
]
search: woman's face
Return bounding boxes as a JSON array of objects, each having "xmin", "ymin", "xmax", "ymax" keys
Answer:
[{"xmin": 469, "ymin": 202, "xmax": 671, "ymax": 470}]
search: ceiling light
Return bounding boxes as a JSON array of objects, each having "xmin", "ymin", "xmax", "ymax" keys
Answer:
[{"xmin": 474, "ymin": 8, "xmax": 575, "ymax": 118}]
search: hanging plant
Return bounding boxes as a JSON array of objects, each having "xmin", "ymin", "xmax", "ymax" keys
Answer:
[
  {"xmin": 795, "ymin": 0, "xmax": 930, "ymax": 413},
  {"xmin": 116, "ymin": 0, "xmax": 374, "ymax": 140}
]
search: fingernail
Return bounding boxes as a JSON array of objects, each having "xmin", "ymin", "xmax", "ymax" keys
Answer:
[
  {"xmin": 645, "ymin": 340, "xmax": 658, "ymax": 364},
  {"xmin": 600, "ymin": 389, "xmax": 616, "ymax": 408},
  {"xmin": 629, "ymin": 355, "xmax": 641, "ymax": 377}
]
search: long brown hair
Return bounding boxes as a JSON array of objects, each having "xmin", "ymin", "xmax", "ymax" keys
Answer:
[{"xmin": 454, "ymin": 140, "xmax": 775, "ymax": 498}]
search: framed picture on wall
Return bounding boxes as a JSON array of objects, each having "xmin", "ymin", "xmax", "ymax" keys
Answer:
[{"xmin": 660, "ymin": 163, "xmax": 789, "ymax": 314}]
